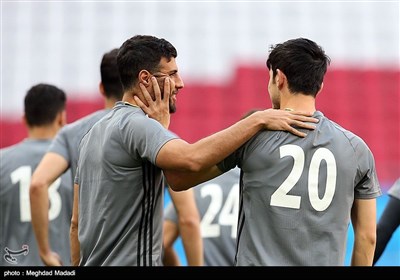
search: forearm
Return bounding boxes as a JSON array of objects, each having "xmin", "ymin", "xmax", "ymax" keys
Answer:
[
  {"xmin": 179, "ymin": 221, "xmax": 203, "ymax": 266},
  {"xmin": 188, "ymin": 114, "xmax": 262, "ymax": 169},
  {"xmin": 158, "ymin": 113, "xmax": 263, "ymax": 172},
  {"xmin": 30, "ymin": 185, "xmax": 51, "ymax": 256},
  {"xmin": 70, "ymin": 183, "xmax": 80, "ymax": 266},
  {"xmin": 70, "ymin": 223, "xmax": 80, "ymax": 266},
  {"xmin": 165, "ymin": 166, "xmax": 222, "ymax": 191},
  {"xmin": 351, "ymin": 199, "xmax": 377, "ymax": 266},
  {"xmin": 351, "ymin": 234, "xmax": 376, "ymax": 266},
  {"xmin": 163, "ymin": 247, "xmax": 181, "ymax": 266},
  {"xmin": 159, "ymin": 109, "xmax": 317, "ymax": 173}
]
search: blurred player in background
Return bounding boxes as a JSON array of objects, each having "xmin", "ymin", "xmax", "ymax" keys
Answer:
[
  {"xmin": 164, "ymin": 38, "xmax": 381, "ymax": 266},
  {"xmin": 373, "ymin": 177, "xmax": 400, "ymax": 265},
  {"xmin": 30, "ymin": 48, "xmax": 124, "ymax": 266},
  {"xmin": 163, "ymin": 167, "xmax": 239, "ymax": 266},
  {"xmin": 1, "ymin": 84, "xmax": 71, "ymax": 266}
]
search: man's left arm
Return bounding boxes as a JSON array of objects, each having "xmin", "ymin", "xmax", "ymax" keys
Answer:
[
  {"xmin": 168, "ymin": 188, "xmax": 203, "ymax": 266},
  {"xmin": 70, "ymin": 183, "xmax": 80, "ymax": 266},
  {"xmin": 350, "ymin": 198, "xmax": 377, "ymax": 266}
]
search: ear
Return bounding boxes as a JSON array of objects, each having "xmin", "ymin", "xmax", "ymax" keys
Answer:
[
  {"xmin": 138, "ymin": 70, "xmax": 152, "ymax": 87},
  {"xmin": 99, "ymin": 82, "xmax": 105, "ymax": 97},
  {"xmin": 22, "ymin": 115, "xmax": 28, "ymax": 127},
  {"xmin": 57, "ymin": 110, "xmax": 67, "ymax": 127},
  {"xmin": 276, "ymin": 69, "xmax": 287, "ymax": 89},
  {"xmin": 317, "ymin": 82, "xmax": 324, "ymax": 95}
]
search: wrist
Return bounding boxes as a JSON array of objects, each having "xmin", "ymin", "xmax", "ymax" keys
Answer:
[
  {"xmin": 39, "ymin": 245, "xmax": 51, "ymax": 256},
  {"xmin": 249, "ymin": 111, "xmax": 264, "ymax": 130}
]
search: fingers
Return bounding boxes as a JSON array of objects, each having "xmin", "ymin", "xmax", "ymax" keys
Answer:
[
  {"xmin": 163, "ymin": 77, "xmax": 171, "ymax": 101},
  {"xmin": 152, "ymin": 77, "xmax": 161, "ymax": 102},
  {"xmin": 289, "ymin": 110, "xmax": 315, "ymax": 117},
  {"xmin": 133, "ymin": 93, "xmax": 148, "ymax": 113},
  {"xmin": 140, "ymin": 81, "xmax": 155, "ymax": 105},
  {"xmin": 291, "ymin": 120, "xmax": 317, "ymax": 130},
  {"xmin": 287, "ymin": 126, "xmax": 308, "ymax": 138},
  {"xmin": 291, "ymin": 114, "xmax": 319, "ymax": 123}
]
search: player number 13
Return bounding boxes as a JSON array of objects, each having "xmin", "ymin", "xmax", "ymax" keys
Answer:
[
  {"xmin": 270, "ymin": 144, "xmax": 337, "ymax": 211},
  {"xmin": 11, "ymin": 166, "xmax": 62, "ymax": 222}
]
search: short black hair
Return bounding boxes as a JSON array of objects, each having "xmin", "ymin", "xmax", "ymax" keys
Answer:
[
  {"xmin": 24, "ymin": 83, "xmax": 66, "ymax": 127},
  {"xmin": 266, "ymin": 38, "xmax": 331, "ymax": 96},
  {"xmin": 117, "ymin": 35, "xmax": 177, "ymax": 91},
  {"xmin": 100, "ymin": 48, "xmax": 124, "ymax": 100}
]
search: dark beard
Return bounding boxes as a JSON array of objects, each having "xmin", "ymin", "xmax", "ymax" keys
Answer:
[{"xmin": 169, "ymin": 103, "xmax": 176, "ymax": 113}]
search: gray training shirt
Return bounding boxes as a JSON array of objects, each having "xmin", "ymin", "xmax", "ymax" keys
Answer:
[
  {"xmin": 75, "ymin": 101, "xmax": 179, "ymax": 266},
  {"xmin": 164, "ymin": 167, "xmax": 240, "ymax": 266},
  {"xmin": 218, "ymin": 111, "xmax": 381, "ymax": 266},
  {"xmin": 47, "ymin": 109, "xmax": 111, "ymax": 180},
  {"xmin": 0, "ymin": 139, "xmax": 73, "ymax": 266}
]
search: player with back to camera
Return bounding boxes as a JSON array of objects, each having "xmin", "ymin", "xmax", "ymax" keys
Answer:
[
  {"xmin": 163, "ymin": 38, "xmax": 381, "ymax": 266},
  {"xmin": 1, "ymin": 84, "xmax": 71, "ymax": 266}
]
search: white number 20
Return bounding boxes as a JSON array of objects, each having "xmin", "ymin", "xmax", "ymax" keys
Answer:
[
  {"xmin": 270, "ymin": 145, "xmax": 337, "ymax": 211},
  {"xmin": 11, "ymin": 166, "xmax": 62, "ymax": 222}
]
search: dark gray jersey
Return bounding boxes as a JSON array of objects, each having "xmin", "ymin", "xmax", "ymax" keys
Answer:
[
  {"xmin": 164, "ymin": 168, "xmax": 240, "ymax": 266},
  {"xmin": 388, "ymin": 178, "xmax": 400, "ymax": 200},
  {"xmin": 47, "ymin": 109, "xmax": 110, "ymax": 180},
  {"xmin": 76, "ymin": 102, "xmax": 179, "ymax": 266},
  {"xmin": 0, "ymin": 139, "xmax": 73, "ymax": 266},
  {"xmin": 219, "ymin": 111, "xmax": 381, "ymax": 266}
]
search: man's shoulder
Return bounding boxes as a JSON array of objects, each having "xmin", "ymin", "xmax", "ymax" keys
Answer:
[
  {"xmin": 321, "ymin": 116, "xmax": 368, "ymax": 147},
  {"xmin": 67, "ymin": 110, "xmax": 109, "ymax": 130}
]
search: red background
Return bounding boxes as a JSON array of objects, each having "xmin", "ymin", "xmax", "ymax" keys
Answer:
[{"xmin": 1, "ymin": 67, "xmax": 399, "ymax": 187}]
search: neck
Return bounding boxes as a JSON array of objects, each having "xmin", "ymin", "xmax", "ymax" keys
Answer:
[
  {"xmin": 104, "ymin": 98, "xmax": 119, "ymax": 109},
  {"xmin": 27, "ymin": 125, "xmax": 60, "ymax": 140},
  {"xmin": 122, "ymin": 91, "xmax": 140, "ymax": 107},
  {"xmin": 280, "ymin": 93, "xmax": 316, "ymax": 113}
]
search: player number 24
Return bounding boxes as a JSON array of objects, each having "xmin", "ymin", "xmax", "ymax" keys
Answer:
[
  {"xmin": 270, "ymin": 144, "xmax": 337, "ymax": 211},
  {"xmin": 200, "ymin": 183, "xmax": 239, "ymax": 239}
]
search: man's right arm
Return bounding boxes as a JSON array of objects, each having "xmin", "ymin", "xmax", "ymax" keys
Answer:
[
  {"xmin": 137, "ymin": 76, "xmax": 318, "ymax": 192},
  {"xmin": 30, "ymin": 152, "xmax": 68, "ymax": 266},
  {"xmin": 157, "ymin": 109, "xmax": 317, "ymax": 191}
]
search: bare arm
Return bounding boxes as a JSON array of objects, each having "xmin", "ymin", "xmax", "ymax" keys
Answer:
[
  {"xmin": 30, "ymin": 152, "xmax": 68, "ymax": 266},
  {"xmin": 162, "ymin": 220, "xmax": 181, "ymax": 266},
  {"xmin": 351, "ymin": 198, "xmax": 377, "ymax": 266},
  {"xmin": 136, "ymin": 77, "xmax": 318, "ymax": 185},
  {"xmin": 168, "ymin": 188, "xmax": 203, "ymax": 266},
  {"xmin": 165, "ymin": 166, "xmax": 223, "ymax": 192},
  {"xmin": 159, "ymin": 110, "xmax": 315, "ymax": 169},
  {"xmin": 157, "ymin": 109, "xmax": 316, "ymax": 192},
  {"xmin": 70, "ymin": 183, "xmax": 80, "ymax": 266}
]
